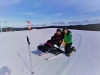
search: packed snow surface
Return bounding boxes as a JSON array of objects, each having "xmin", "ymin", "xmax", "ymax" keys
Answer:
[{"xmin": 0, "ymin": 28, "xmax": 100, "ymax": 75}]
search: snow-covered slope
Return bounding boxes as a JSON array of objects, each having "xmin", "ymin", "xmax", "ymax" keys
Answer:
[{"xmin": 0, "ymin": 29, "xmax": 100, "ymax": 75}]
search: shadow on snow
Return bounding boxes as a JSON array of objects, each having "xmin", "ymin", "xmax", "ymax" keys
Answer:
[{"xmin": 0, "ymin": 66, "xmax": 11, "ymax": 75}]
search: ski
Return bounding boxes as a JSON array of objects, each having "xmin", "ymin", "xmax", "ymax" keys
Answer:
[
  {"xmin": 55, "ymin": 51, "xmax": 63, "ymax": 55},
  {"xmin": 45, "ymin": 53, "xmax": 63, "ymax": 60},
  {"xmin": 39, "ymin": 52, "xmax": 48, "ymax": 56}
]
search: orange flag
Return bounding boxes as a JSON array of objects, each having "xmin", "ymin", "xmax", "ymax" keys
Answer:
[{"xmin": 27, "ymin": 21, "xmax": 32, "ymax": 31}]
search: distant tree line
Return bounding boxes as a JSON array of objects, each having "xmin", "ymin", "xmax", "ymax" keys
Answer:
[
  {"xmin": 32, "ymin": 24, "xmax": 100, "ymax": 31},
  {"xmin": 1, "ymin": 24, "xmax": 100, "ymax": 32}
]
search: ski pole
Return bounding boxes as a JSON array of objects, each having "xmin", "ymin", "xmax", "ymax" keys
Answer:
[{"xmin": 26, "ymin": 36, "xmax": 34, "ymax": 74}]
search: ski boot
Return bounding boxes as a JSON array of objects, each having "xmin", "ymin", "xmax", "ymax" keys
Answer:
[
  {"xmin": 48, "ymin": 46, "xmax": 56, "ymax": 53},
  {"xmin": 71, "ymin": 46, "xmax": 76, "ymax": 52},
  {"xmin": 67, "ymin": 53, "xmax": 71, "ymax": 57}
]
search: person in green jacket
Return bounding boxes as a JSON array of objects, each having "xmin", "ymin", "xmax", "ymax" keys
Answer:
[{"xmin": 62, "ymin": 27, "xmax": 76, "ymax": 56}]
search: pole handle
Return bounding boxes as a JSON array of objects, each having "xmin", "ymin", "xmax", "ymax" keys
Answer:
[{"xmin": 27, "ymin": 36, "xmax": 30, "ymax": 45}]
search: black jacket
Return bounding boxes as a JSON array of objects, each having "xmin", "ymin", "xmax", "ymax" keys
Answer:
[{"xmin": 50, "ymin": 33, "xmax": 63, "ymax": 47}]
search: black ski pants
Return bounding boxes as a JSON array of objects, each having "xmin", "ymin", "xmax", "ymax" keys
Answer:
[{"xmin": 65, "ymin": 43, "xmax": 73, "ymax": 54}]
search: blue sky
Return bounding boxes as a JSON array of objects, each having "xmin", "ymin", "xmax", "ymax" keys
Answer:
[{"xmin": 0, "ymin": 0, "xmax": 100, "ymax": 27}]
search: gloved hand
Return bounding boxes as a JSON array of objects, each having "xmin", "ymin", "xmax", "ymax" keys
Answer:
[{"xmin": 62, "ymin": 42, "xmax": 66, "ymax": 46}]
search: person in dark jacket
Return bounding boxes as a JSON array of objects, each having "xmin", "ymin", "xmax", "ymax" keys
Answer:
[
  {"xmin": 51, "ymin": 29, "xmax": 63, "ymax": 47},
  {"xmin": 62, "ymin": 27, "xmax": 76, "ymax": 56},
  {"xmin": 38, "ymin": 29, "xmax": 63, "ymax": 53}
]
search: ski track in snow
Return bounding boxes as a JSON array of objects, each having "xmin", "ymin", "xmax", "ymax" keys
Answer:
[{"xmin": 0, "ymin": 29, "xmax": 100, "ymax": 75}]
